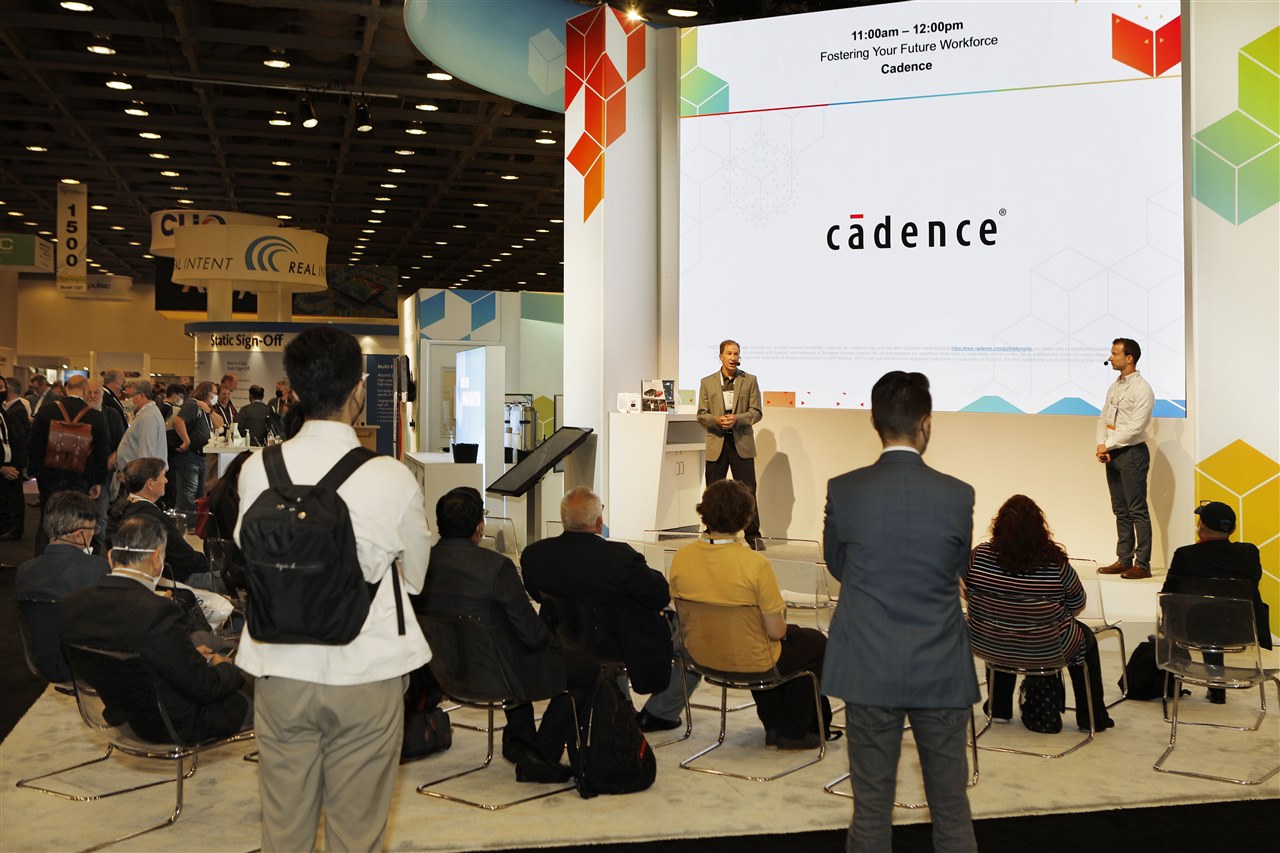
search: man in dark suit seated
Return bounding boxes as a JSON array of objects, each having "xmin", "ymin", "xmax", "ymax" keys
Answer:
[
  {"xmin": 108, "ymin": 457, "xmax": 210, "ymax": 588},
  {"xmin": 521, "ymin": 486, "xmax": 698, "ymax": 731},
  {"xmin": 416, "ymin": 487, "xmax": 596, "ymax": 783},
  {"xmin": 60, "ymin": 514, "xmax": 251, "ymax": 744},
  {"xmin": 1163, "ymin": 500, "xmax": 1273, "ymax": 704}
]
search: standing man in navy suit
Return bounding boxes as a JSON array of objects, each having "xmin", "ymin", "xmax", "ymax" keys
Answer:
[
  {"xmin": 823, "ymin": 371, "xmax": 979, "ymax": 853},
  {"xmin": 697, "ymin": 340, "xmax": 764, "ymax": 548}
]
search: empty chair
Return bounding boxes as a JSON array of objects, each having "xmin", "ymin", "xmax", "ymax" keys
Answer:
[
  {"xmin": 17, "ymin": 642, "xmax": 254, "ymax": 851},
  {"xmin": 674, "ymin": 598, "xmax": 828, "ymax": 781},
  {"xmin": 415, "ymin": 613, "xmax": 580, "ymax": 810},
  {"xmin": 1152, "ymin": 592, "xmax": 1279, "ymax": 785}
]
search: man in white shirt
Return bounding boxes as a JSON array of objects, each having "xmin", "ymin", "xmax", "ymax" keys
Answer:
[
  {"xmin": 235, "ymin": 327, "xmax": 433, "ymax": 851},
  {"xmin": 1095, "ymin": 337, "xmax": 1156, "ymax": 579}
]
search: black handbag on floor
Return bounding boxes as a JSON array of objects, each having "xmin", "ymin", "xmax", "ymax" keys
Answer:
[{"xmin": 1019, "ymin": 675, "xmax": 1064, "ymax": 733}]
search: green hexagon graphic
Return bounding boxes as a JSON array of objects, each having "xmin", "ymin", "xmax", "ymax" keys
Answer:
[{"xmin": 678, "ymin": 28, "xmax": 730, "ymax": 117}]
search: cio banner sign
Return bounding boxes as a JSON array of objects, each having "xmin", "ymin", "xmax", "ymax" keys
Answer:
[
  {"xmin": 56, "ymin": 184, "xmax": 87, "ymax": 292},
  {"xmin": 171, "ymin": 224, "xmax": 328, "ymax": 292},
  {"xmin": 149, "ymin": 209, "xmax": 279, "ymax": 257}
]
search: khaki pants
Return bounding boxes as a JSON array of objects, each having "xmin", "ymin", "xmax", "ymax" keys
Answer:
[{"xmin": 256, "ymin": 675, "xmax": 404, "ymax": 852}]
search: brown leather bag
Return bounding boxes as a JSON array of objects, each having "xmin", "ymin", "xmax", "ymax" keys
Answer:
[{"xmin": 45, "ymin": 401, "xmax": 93, "ymax": 474}]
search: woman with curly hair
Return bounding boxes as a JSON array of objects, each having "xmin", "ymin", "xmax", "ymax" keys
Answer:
[{"xmin": 965, "ymin": 494, "xmax": 1114, "ymax": 732}]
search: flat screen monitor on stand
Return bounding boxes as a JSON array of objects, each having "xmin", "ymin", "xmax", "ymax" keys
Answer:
[{"xmin": 486, "ymin": 426, "xmax": 594, "ymax": 545}]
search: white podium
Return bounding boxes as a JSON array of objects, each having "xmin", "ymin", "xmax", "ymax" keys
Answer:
[{"xmin": 607, "ymin": 411, "xmax": 706, "ymax": 541}]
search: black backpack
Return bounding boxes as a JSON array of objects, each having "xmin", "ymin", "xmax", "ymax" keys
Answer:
[
  {"xmin": 239, "ymin": 444, "xmax": 403, "ymax": 645},
  {"xmin": 1018, "ymin": 674, "xmax": 1065, "ymax": 734},
  {"xmin": 577, "ymin": 677, "xmax": 656, "ymax": 798}
]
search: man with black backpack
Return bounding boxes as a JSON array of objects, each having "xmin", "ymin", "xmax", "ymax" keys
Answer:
[{"xmin": 235, "ymin": 327, "xmax": 432, "ymax": 852}]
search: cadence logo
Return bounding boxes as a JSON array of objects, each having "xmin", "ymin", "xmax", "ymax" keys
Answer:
[
  {"xmin": 825, "ymin": 210, "xmax": 1003, "ymax": 250},
  {"xmin": 244, "ymin": 235, "xmax": 298, "ymax": 272}
]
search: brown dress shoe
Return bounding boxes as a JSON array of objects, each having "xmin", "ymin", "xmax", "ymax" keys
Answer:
[
  {"xmin": 1098, "ymin": 560, "xmax": 1131, "ymax": 574},
  {"xmin": 1121, "ymin": 566, "xmax": 1152, "ymax": 579}
]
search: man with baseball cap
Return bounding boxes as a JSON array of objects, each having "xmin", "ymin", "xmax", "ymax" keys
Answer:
[{"xmin": 1162, "ymin": 500, "xmax": 1272, "ymax": 703}]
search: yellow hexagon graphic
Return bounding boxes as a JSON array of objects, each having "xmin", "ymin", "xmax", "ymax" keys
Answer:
[{"xmin": 1197, "ymin": 439, "xmax": 1280, "ymax": 494}]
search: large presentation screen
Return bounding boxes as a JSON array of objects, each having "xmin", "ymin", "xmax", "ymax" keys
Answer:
[{"xmin": 678, "ymin": 0, "xmax": 1185, "ymax": 416}]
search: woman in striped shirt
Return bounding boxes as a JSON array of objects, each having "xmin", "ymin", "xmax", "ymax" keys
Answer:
[{"xmin": 965, "ymin": 495, "xmax": 1114, "ymax": 732}]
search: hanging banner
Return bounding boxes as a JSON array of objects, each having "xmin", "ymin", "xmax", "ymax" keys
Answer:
[
  {"xmin": 56, "ymin": 184, "xmax": 87, "ymax": 292},
  {"xmin": 149, "ymin": 209, "xmax": 279, "ymax": 257},
  {"xmin": 64, "ymin": 274, "xmax": 134, "ymax": 301},
  {"xmin": 170, "ymin": 224, "xmax": 329, "ymax": 293},
  {"xmin": 0, "ymin": 233, "xmax": 54, "ymax": 271}
]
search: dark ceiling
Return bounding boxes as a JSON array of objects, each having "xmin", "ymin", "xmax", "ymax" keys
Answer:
[{"xmin": 0, "ymin": 0, "xmax": 879, "ymax": 296}]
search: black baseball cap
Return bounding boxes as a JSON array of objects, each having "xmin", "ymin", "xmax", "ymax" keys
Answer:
[{"xmin": 1195, "ymin": 501, "xmax": 1236, "ymax": 534}]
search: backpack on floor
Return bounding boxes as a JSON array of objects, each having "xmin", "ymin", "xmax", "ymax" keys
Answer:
[
  {"xmin": 1019, "ymin": 674, "xmax": 1064, "ymax": 734},
  {"xmin": 402, "ymin": 666, "xmax": 452, "ymax": 762},
  {"xmin": 577, "ymin": 677, "xmax": 656, "ymax": 798},
  {"xmin": 1121, "ymin": 639, "xmax": 1174, "ymax": 700},
  {"xmin": 239, "ymin": 444, "xmax": 402, "ymax": 645}
]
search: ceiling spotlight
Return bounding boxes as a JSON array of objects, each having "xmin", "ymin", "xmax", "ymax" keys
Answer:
[
  {"xmin": 380, "ymin": 183, "xmax": 397, "ymax": 189},
  {"xmin": 452, "ymin": 224, "xmax": 467, "ymax": 229},
  {"xmin": 414, "ymin": 103, "xmax": 439, "ymax": 112},
  {"xmin": 271, "ymin": 160, "xmax": 291, "ymax": 167},
  {"xmin": 275, "ymin": 191, "xmax": 292, "ymax": 197},
  {"xmin": 368, "ymin": 219, "xmax": 382, "ymax": 224},
  {"xmin": 394, "ymin": 149, "xmax": 414, "ymax": 156},
  {"xmin": 110, "ymin": 225, "xmax": 125, "ymax": 231},
  {"xmin": 387, "ymin": 167, "xmax": 405, "ymax": 174},
  {"xmin": 427, "ymin": 70, "xmax": 453, "ymax": 82},
  {"xmin": 371, "ymin": 208, "xmax": 386, "ymax": 214},
  {"xmin": 535, "ymin": 137, "xmax": 556, "ymax": 145},
  {"xmin": 160, "ymin": 170, "xmax": 180, "ymax": 177},
  {"xmin": 374, "ymin": 196, "xmax": 391, "ymax": 201},
  {"xmin": 500, "ymin": 174, "xmax": 519, "ymax": 181},
  {"xmin": 105, "ymin": 73, "xmax": 132, "ymax": 90},
  {"xmin": 125, "ymin": 101, "xmax": 148, "ymax": 117},
  {"xmin": 355, "ymin": 101, "xmax": 373, "ymax": 132},
  {"xmin": 473, "ymin": 202, "xmax": 488, "ymax": 208},
  {"xmin": 405, "ymin": 122, "xmax": 427, "ymax": 136},
  {"xmin": 269, "ymin": 110, "xmax": 291, "ymax": 127},
  {"xmin": 276, "ymin": 214, "xmax": 292, "ymax": 220},
  {"xmin": 550, "ymin": 218, "xmax": 564, "ymax": 223},
  {"xmin": 361, "ymin": 229, "xmax": 376, "ymax": 234},
  {"xmin": 86, "ymin": 34, "xmax": 115, "ymax": 55},
  {"xmin": 60, "ymin": 178, "xmax": 81, "ymax": 184},
  {"xmin": 61, "ymin": 1, "xmax": 94, "ymax": 11},
  {"xmin": 298, "ymin": 97, "xmax": 318, "ymax": 129},
  {"xmin": 170, "ymin": 185, "xmax": 188, "ymax": 191},
  {"xmin": 176, "ymin": 199, "xmax": 193, "ymax": 205},
  {"xmin": 667, "ymin": 6, "xmax": 698, "ymax": 17},
  {"xmin": 26, "ymin": 145, "xmax": 48, "ymax": 152},
  {"xmin": 148, "ymin": 152, "xmax": 170, "ymax": 159},
  {"xmin": 264, "ymin": 48, "xmax": 290, "ymax": 70},
  {"xmin": 139, "ymin": 131, "xmax": 161, "ymax": 139},
  {"xmin": 128, "ymin": 241, "xmax": 140, "ymax": 246},
  {"xmin": 625, "ymin": 8, "xmax": 647, "ymax": 22},
  {"xmin": 91, "ymin": 204, "xmax": 108, "ymax": 210}
]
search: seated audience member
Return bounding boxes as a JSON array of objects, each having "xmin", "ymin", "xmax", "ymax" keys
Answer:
[
  {"xmin": 417, "ymin": 487, "xmax": 596, "ymax": 782},
  {"xmin": 966, "ymin": 495, "xmax": 1114, "ymax": 731},
  {"xmin": 16, "ymin": 491, "xmax": 109, "ymax": 600},
  {"xmin": 1164, "ymin": 500, "xmax": 1272, "ymax": 703},
  {"xmin": 60, "ymin": 514, "xmax": 251, "ymax": 743},
  {"xmin": 521, "ymin": 486, "xmax": 699, "ymax": 732},
  {"xmin": 235, "ymin": 385, "xmax": 274, "ymax": 447},
  {"xmin": 108, "ymin": 457, "xmax": 211, "ymax": 588},
  {"xmin": 669, "ymin": 479, "xmax": 836, "ymax": 749}
]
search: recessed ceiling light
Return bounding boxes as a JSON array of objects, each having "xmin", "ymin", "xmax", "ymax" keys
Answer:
[
  {"xmin": 405, "ymin": 124, "xmax": 427, "ymax": 136},
  {"xmin": 148, "ymin": 152, "xmax": 170, "ymax": 159},
  {"xmin": 271, "ymin": 160, "xmax": 291, "ymax": 167},
  {"xmin": 535, "ymin": 228, "xmax": 549, "ymax": 233},
  {"xmin": 394, "ymin": 149, "xmax": 415, "ymax": 156},
  {"xmin": 380, "ymin": 183, "xmax": 397, "ymax": 189},
  {"xmin": 500, "ymin": 252, "xmax": 511, "ymax": 256},
  {"xmin": 160, "ymin": 170, "xmax": 179, "ymax": 177},
  {"xmin": 177, "ymin": 199, "xmax": 193, "ymax": 204},
  {"xmin": 62, "ymin": 2, "xmax": 94, "ymax": 12},
  {"xmin": 523, "ymin": 237, "xmax": 535, "ymax": 241},
  {"xmin": 510, "ymin": 244, "xmax": 523, "ymax": 249},
  {"xmin": 426, "ymin": 71, "xmax": 453, "ymax": 81},
  {"xmin": 263, "ymin": 48, "xmax": 290, "ymax": 69},
  {"xmin": 401, "ymin": 275, "xmax": 410, "ymax": 280},
  {"xmin": 105, "ymin": 73, "xmax": 132, "ymax": 90},
  {"xmin": 518, "ymin": 281, "xmax": 527, "ymax": 285},
  {"xmin": 142, "ymin": 253, "xmax": 154, "ymax": 259},
  {"xmin": 535, "ymin": 137, "xmax": 556, "ymax": 145},
  {"xmin": 482, "ymin": 264, "xmax": 492, "ymax": 268},
  {"xmin": 375, "ymin": 196, "xmax": 391, "ymax": 202},
  {"xmin": 86, "ymin": 38, "xmax": 115, "ymax": 56},
  {"xmin": 414, "ymin": 103, "xmax": 439, "ymax": 112},
  {"xmin": 411, "ymin": 265, "xmax": 421, "ymax": 270},
  {"xmin": 500, "ymin": 174, "xmax": 519, "ymax": 181},
  {"xmin": 357, "ymin": 237, "xmax": 369, "ymax": 242},
  {"xmin": 490, "ymin": 258, "xmax": 500, "ymax": 262},
  {"xmin": 125, "ymin": 101, "xmax": 148, "ymax": 116},
  {"xmin": 275, "ymin": 191, "xmax": 291, "ymax": 197},
  {"xmin": 60, "ymin": 178, "xmax": 80, "ymax": 184},
  {"xmin": 91, "ymin": 204, "xmax": 108, "ymax": 210},
  {"xmin": 668, "ymin": 6, "xmax": 698, "ymax": 17},
  {"xmin": 550, "ymin": 218, "xmax": 564, "ymax": 224},
  {"xmin": 139, "ymin": 131, "xmax": 161, "ymax": 140},
  {"xmin": 473, "ymin": 202, "xmax": 488, "ymax": 208},
  {"xmin": 23, "ymin": 221, "xmax": 38, "ymax": 227},
  {"xmin": 361, "ymin": 229, "xmax": 376, "ymax": 234},
  {"xmin": 422, "ymin": 254, "xmax": 432, "ymax": 258},
  {"xmin": 128, "ymin": 241, "xmax": 140, "ymax": 246},
  {"xmin": 434, "ymin": 241, "xmax": 447, "ymax": 246},
  {"xmin": 269, "ymin": 111, "xmax": 291, "ymax": 127},
  {"xmin": 370, "ymin": 209, "xmax": 386, "ymax": 214},
  {"xmin": 8, "ymin": 210, "xmax": 24, "ymax": 216},
  {"xmin": 368, "ymin": 219, "xmax": 382, "ymax": 224},
  {"xmin": 536, "ymin": 271, "xmax": 547, "ymax": 276},
  {"xmin": 39, "ymin": 230, "xmax": 52, "ymax": 236},
  {"xmin": 109, "ymin": 225, "xmax": 124, "ymax": 231},
  {"xmin": 349, "ymin": 257, "xmax": 359, "ymax": 262},
  {"xmin": 26, "ymin": 145, "xmax": 48, "ymax": 152},
  {"xmin": 452, "ymin": 224, "xmax": 466, "ymax": 229},
  {"xmin": 387, "ymin": 167, "xmax": 405, "ymax": 174},
  {"xmin": 277, "ymin": 214, "xmax": 292, "ymax": 220},
  {"xmin": 169, "ymin": 185, "xmax": 188, "ymax": 191}
]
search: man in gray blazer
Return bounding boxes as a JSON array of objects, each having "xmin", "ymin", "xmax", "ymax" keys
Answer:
[
  {"xmin": 697, "ymin": 340, "xmax": 763, "ymax": 546},
  {"xmin": 823, "ymin": 371, "xmax": 979, "ymax": 853}
]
